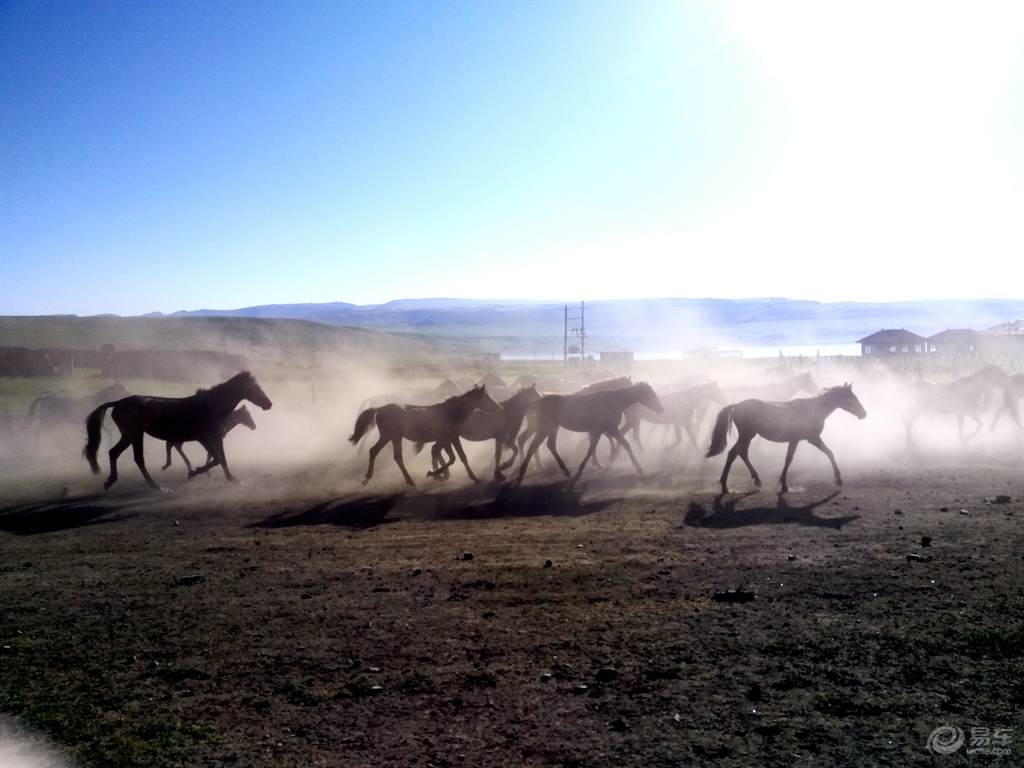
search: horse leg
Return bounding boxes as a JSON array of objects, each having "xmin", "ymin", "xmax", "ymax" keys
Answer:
[
  {"xmin": 807, "ymin": 435, "xmax": 842, "ymax": 487},
  {"xmin": 426, "ymin": 442, "xmax": 454, "ymax": 480},
  {"xmin": 492, "ymin": 438, "xmax": 505, "ymax": 481},
  {"xmin": 426, "ymin": 443, "xmax": 446, "ymax": 480},
  {"xmin": 211, "ymin": 437, "xmax": 235, "ymax": 481},
  {"xmin": 962, "ymin": 410, "xmax": 983, "ymax": 442},
  {"xmin": 362, "ymin": 435, "xmax": 388, "ymax": 485},
  {"xmin": 545, "ymin": 432, "xmax": 572, "ymax": 477},
  {"xmin": 391, "ymin": 437, "xmax": 417, "ymax": 488},
  {"xmin": 131, "ymin": 437, "xmax": 161, "ymax": 491},
  {"xmin": 514, "ymin": 432, "xmax": 546, "ymax": 487},
  {"xmin": 570, "ymin": 432, "xmax": 603, "ymax": 488},
  {"xmin": 497, "ymin": 435, "xmax": 518, "ymax": 474},
  {"xmin": 104, "ymin": 434, "xmax": 133, "ymax": 490},
  {"xmin": 162, "ymin": 442, "xmax": 174, "ymax": 470},
  {"xmin": 450, "ymin": 437, "xmax": 480, "ymax": 483},
  {"xmin": 734, "ymin": 436, "xmax": 761, "ymax": 488},
  {"xmin": 608, "ymin": 427, "xmax": 644, "ymax": 475},
  {"xmin": 778, "ymin": 440, "xmax": 799, "ymax": 493}
]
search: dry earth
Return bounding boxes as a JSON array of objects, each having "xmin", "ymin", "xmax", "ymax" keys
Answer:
[{"xmin": 1, "ymin": 437, "xmax": 1022, "ymax": 767}]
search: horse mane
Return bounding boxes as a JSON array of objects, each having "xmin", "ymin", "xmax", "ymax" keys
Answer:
[
  {"xmin": 192, "ymin": 371, "xmax": 254, "ymax": 397},
  {"xmin": 820, "ymin": 383, "xmax": 852, "ymax": 399},
  {"xmin": 440, "ymin": 384, "xmax": 485, "ymax": 406}
]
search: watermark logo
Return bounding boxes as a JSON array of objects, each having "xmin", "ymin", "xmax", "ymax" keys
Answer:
[
  {"xmin": 927, "ymin": 725, "xmax": 1014, "ymax": 757},
  {"xmin": 927, "ymin": 725, "xmax": 965, "ymax": 755}
]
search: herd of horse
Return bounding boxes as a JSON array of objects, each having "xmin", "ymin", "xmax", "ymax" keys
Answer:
[{"xmin": 19, "ymin": 361, "xmax": 1015, "ymax": 495}]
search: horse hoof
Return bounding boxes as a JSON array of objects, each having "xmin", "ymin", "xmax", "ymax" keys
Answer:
[
  {"xmin": 103, "ymin": 481, "xmax": 114, "ymax": 490},
  {"xmin": 836, "ymin": 478, "xmax": 843, "ymax": 487},
  {"xmin": 361, "ymin": 478, "xmax": 370, "ymax": 486}
]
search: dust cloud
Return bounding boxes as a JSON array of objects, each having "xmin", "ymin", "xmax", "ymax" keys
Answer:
[{"xmin": 2, "ymin": 335, "xmax": 1021, "ymax": 509}]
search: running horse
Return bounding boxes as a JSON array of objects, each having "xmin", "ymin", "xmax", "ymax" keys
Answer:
[
  {"xmin": 349, "ymin": 385, "xmax": 500, "ymax": 488},
  {"xmin": 513, "ymin": 381, "xmax": 664, "ymax": 489},
  {"xmin": 28, "ymin": 383, "xmax": 131, "ymax": 445},
  {"xmin": 900, "ymin": 365, "xmax": 1011, "ymax": 447},
  {"xmin": 706, "ymin": 383, "xmax": 867, "ymax": 494},
  {"xmin": 721, "ymin": 372, "xmax": 818, "ymax": 404},
  {"xmin": 620, "ymin": 381, "xmax": 729, "ymax": 452},
  {"xmin": 423, "ymin": 385, "xmax": 542, "ymax": 482},
  {"xmin": 84, "ymin": 371, "xmax": 273, "ymax": 490},
  {"xmin": 990, "ymin": 372, "xmax": 1023, "ymax": 432},
  {"xmin": 162, "ymin": 405, "xmax": 258, "ymax": 475}
]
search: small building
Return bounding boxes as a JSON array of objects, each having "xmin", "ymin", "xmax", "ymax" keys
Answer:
[
  {"xmin": 926, "ymin": 328, "xmax": 977, "ymax": 355},
  {"xmin": 600, "ymin": 347, "xmax": 634, "ymax": 369},
  {"xmin": 856, "ymin": 329, "xmax": 927, "ymax": 356}
]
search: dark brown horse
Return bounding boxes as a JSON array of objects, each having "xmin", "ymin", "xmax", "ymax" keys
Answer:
[
  {"xmin": 84, "ymin": 371, "xmax": 272, "ymax": 490},
  {"xmin": 706, "ymin": 383, "xmax": 866, "ymax": 494},
  {"xmin": 349, "ymin": 386, "xmax": 499, "ymax": 488},
  {"xmin": 162, "ymin": 405, "xmax": 258, "ymax": 475},
  {"xmin": 513, "ymin": 382, "xmax": 664, "ymax": 489},
  {"xmin": 423, "ymin": 385, "xmax": 542, "ymax": 482}
]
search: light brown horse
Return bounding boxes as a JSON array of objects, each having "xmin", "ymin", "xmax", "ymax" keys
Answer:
[
  {"xmin": 349, "ymin": 386, "xmax": 499, "ymax": 488},
  {"xmin": 162, "ymin": 405, "xmax": 257, "ymax": 475},
  {"xmin": 622, "ymin": 381, "xmax": 729, "ymax": 451},
  {"xmin": 900, "ymin": 366, "xmax": 1011, "ymax": 447},
  {"xmin": 721, "ymin": 372, "xmax": 818, "ymax": 404},
  {"xmin": 990, "ymin": 372, "xmax": 1023, "ymax": 431},
  {"xmin": 513, "ymin": 382, "xmax": 664, "ymax": 489},
  {"xmin": 424, "ymin": 385, "xmax": 542, "ymax": 482},
  {"xmin": 706, "ymin": 383, "xmax": 866, "ymax": 494},
  {"xmin": 84, "ymin": 371, "xmax": 273, "ymax": 490},
  {"xmin": 516, "ymin": 376, "xmax": 632, "ymax": 469}
]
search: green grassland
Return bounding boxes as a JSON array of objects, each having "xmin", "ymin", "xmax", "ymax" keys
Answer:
[{"xmin": 0, "ymin": 315, "xmax": 458, "ymax": 368}]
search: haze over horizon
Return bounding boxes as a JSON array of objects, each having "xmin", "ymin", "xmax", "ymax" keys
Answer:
[{"xmin": 2, "ymin": 0, "xmax": 1022, "ymax": 318}]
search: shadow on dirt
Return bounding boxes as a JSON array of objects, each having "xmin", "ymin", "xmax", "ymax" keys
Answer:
[
  {"xmin": 432, "ymin": 481, "xmax": 616, "ymax": 520},
  {"xmin": 250, "ymin": 481, "xmax": 616, "ymax": 529},
  {"xmin": 0, "ymin": 492, "xmax": 153, "ymax": 535},
  {"xmin": 683, "ymin": 490, "xmax": 859, "ymax": 530},
  {"xmin": 251, "ymin": 494, "xmax": 404, "ymax": 530}
]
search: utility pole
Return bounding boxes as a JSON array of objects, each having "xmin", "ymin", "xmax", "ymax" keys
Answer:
[{"xmin": 564, "ymin": 301, "xmax": 585, "ymax": 366}]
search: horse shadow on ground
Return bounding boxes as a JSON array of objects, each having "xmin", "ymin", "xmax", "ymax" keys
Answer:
[
  {"xmin": 0, "ymin": 492, "xmax": 153, "ymax": 535},
  {"xmin": 683, "ymin": 490, "xmax": 859, "ymax": 530},
  {"xmin": 251, "ymin": 494, "xmax": 404, "ymax": 530},
  {"xmin": 251, "ymin": 481, "xmax": 615, "ymax": 529}
]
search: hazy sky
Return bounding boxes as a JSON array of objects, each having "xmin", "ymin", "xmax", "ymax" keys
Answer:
[{"xmin": 1, "ymin": 0, "xmax": 1021, "ymax": 316}]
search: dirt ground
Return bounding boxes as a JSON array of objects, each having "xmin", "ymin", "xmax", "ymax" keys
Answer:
[{"xmin": 1, "ymin": 426, "xmax": 1023, "ymax": 767}]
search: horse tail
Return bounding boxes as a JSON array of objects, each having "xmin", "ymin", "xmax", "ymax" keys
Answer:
[
  {"xmin": 705, "ymin": 405, "xmax": 736, "ymax": 458},
  {"xmin": 83, "ymin": 402, "xmax": 114, "ymax": 474},
  {"xmin": 349, "ymin": 407, "xmax": 378, "ymax": 444}
]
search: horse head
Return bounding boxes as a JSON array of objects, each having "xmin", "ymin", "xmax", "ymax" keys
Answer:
[
  {"xmin": 799, "ymin": 372, "xmax": 819, "ymax": 394},
  {"xmin": 237, "ymin": 371, "xmax": 273, "ymax": 410},
  {"xmin": 236, "ymin": 405, "xmax": 258, "ymax": 431},
  {"xmin": 459, "ymin": 385, "xmax": 501, "ymax": 414},
  {"xmin": 705, "ymin": 381, "xmax": 729, "ymax": 405},
  {"xmin": 832, "ymin": 383, "xmax": 866, "ymax": 420},
  {"xmin": 635, "ymin": 382, "xmax": 665, "ymax": 414}
]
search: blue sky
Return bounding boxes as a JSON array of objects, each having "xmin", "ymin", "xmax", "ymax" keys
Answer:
[{"xmin": 1, "ymin": 0, "xmax": 1021, "ymax": 316}]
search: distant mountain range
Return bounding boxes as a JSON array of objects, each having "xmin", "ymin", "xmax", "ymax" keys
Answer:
[{"xmin": 142, "ymin": 297, "xmax": 1023, "ymax": 357}]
